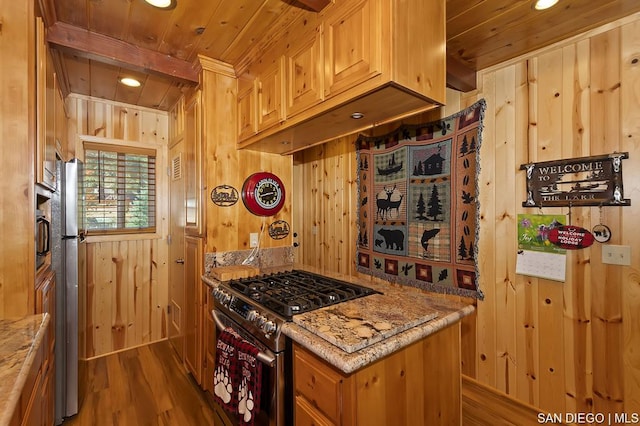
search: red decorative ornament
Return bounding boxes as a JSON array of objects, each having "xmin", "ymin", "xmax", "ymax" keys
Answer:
[
  {"xmin": 241, "ymin": 172, "xmax": 286, "ymax": 216},
  {"xmin": 548, "ymin": 226, "xmax": 595, "ymax": 250}
]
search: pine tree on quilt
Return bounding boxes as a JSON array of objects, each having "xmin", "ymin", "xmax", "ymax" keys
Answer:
[{"xmin": 356, "ymin": 99, "xmax": 486, "ymax": 299}]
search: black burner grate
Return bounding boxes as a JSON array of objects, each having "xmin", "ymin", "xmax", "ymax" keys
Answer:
[{"xmin": 226, "ymin": 270, "xmax": 380, "ymax": 319}]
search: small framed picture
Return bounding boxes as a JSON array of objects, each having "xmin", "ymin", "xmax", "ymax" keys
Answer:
[{"xmin": 592, "ymin": 224, "xmax": 611, "ymax": 243}]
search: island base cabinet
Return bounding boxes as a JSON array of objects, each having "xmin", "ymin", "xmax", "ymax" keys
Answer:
[
  {"xmin": 293, "ymin": 322, "xmax": 462, "ymax": 426},
  {"xmin": 295, "ymin": 395, "xmax": 335, "ymax": 426}
]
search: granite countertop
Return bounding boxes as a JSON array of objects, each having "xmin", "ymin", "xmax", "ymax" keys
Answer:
[
  {"xmin": 0, "ymin": 313, "xmax": 50, "ymax": 426},
  {"xmin": 202, "ymin": 265, "xmax": 475, "ymax": 374},
  {"xmin": 281, "ymin": 274, "xmax": 475, "ymax": 373}
]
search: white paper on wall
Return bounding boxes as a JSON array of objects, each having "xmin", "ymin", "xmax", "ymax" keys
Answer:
[
  {"xmin": 516, "ymin": 213, "xmax": 567, "ymax": 282},
  {"xmin": 516, "ymin": 249, "xmax": 566, "ymax": 282}
]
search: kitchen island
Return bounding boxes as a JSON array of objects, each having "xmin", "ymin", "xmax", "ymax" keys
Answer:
[
  {"xmin": 280, "ymin": 270, "xmax": 474, "ymax": 374},
  {"xmin": 0, "ymin": 313, "xmax": 50, "ymax": 426},
  {"xmin": 203, "ymin": 265, "xmax": 474, "ymax": 425},
  {"xmin": 281, "ymin": 269, "xmax": 473, "ymax": 425}
]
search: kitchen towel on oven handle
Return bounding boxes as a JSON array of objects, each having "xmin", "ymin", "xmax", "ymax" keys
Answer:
[
  {"xmin": 214, "ymin": 327, "xmax": 240, "ymax": 413},
  {"xmin": 236, "ymin": 338, "xmax": 262, "ymax": 425}
]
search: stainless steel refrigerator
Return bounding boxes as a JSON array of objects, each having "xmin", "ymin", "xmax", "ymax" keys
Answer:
[{"xmin": 51, "ymin": 158, "xmax": 84, "ymax": 424}]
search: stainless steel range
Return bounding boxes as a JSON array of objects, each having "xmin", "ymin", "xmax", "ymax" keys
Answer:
[{"xmin": 210, "ymin": 269, "xmax": 379, "ymax": 426}]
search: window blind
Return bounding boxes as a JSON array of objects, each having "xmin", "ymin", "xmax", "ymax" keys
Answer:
[{"xmin": 83, "ymin": 143, "xmax": 156, "ymax": 234}]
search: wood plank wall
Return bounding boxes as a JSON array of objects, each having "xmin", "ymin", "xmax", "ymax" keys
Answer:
[
  {"xmin": 199, "ymin": 62, "xmax": 293, "ymax": 254},
  {"xmin": 293, "ymin": 13, "xmax": 640, "ymax": 418},
  {"xmin": 67, "ymin": 95, "xmax": 170, "ymax": 358},
  {"xmin": 0, "ymin": 0, "xmax": 36, "ymax": 318}
]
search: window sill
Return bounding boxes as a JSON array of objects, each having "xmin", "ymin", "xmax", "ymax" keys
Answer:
[{"xmin": 84, "ymin": 233, "xmax": 163, "ymax": 244}]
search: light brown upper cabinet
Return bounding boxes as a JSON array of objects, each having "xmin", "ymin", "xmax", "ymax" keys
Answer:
[
  {"xmin": 237, "ymin": 76, "xmax": 257, "ymax": 141},
  {"xmin": 256, "ymin": 57, "xmax": 285, "ymax": 132},
  {"xmin": 323, "ymin": 0, "xmax": 381, "ymax": 98},
  {"xmin": 235, "ymin": 0, "xmax": 446, "ymax": 154},
  {"xmin": 35, "ymin": 17, "xmax": 57, "ymax": 190},
  {"xmin": 184, "ymin": 90, "xmax": 205, "ymax": 236},
  {"xmin": 285, "ymin": 23, "xmax": 324, "ymax": 118},
  {"xmin": 169, "ymin": 96, "xmax": 185, "ymax": 145}
]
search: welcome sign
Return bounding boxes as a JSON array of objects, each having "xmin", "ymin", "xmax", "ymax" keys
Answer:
[{"xmin": 521, "ymin": 153, "xmax": 630, "ymax": 207}]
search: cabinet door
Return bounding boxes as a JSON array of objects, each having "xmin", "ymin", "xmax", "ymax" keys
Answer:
[
  {"xmin": 17, "ymin": 338, "xmax": 45, "ymax": 426},
  {"xmin": 237, "ymin": 76, "xmax": 257, "ymax": 142},
  {"xmin": 35, "ymin": 17, "xmax": 56, "ymax": 190},
  {"xmin": 169, "ymin": 96, "xmax": 185, "ymax": 145},
  {"xmin": 257, "ymin": 57, "xmax": 285, "ymax": 131},
  {"xmin": 168, "ymin": 140, "xmax": 186, "ymax": 359},
  {"xmin": 22, "ymin": 373, "xmax": 43, "ymax": 426},
  {"xmin": 54, "ymin": 74, "xmax": 68, "ymax": 159},
  {"xmin": 184, "ymin": 236, "xmax": 203, "ymax": 384},
  {"xmin": 323, "ymin": 0, "xmax": 382, "ymax": 97},
  {"xmin": 184, "ymin": 91, "xmax": 204, "ymax": 236},
  {"xmin": 294, "ymin": 344, "xmax": 347, "ymax": 425},
  {"xmin": 295, "ymin": 395, "xmax": 335, "ymax": 426},
  {"xmin": 41, "ymin": 358, "xmax": 55, "ymax": 426},
  {"xmin": 286, "ymin": 25, "xmax": 324, "ymax": 117},
  {"xmin": 36, "ymin": 268, "xmax": 56, "ymax": 359}
]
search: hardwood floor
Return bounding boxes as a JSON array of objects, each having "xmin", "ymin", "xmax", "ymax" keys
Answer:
[
  {"xmin": 62, "ymin": 340, "xmax": 551, "ymax": 426},
  {"xmin": 63, "ymin": 340, "xmax": 215, "ymax": 425}
]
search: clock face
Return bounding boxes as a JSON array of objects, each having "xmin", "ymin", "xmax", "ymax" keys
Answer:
[{"xmin": 242, "ymin": 172, "xmax": 285, "ymax": 216}]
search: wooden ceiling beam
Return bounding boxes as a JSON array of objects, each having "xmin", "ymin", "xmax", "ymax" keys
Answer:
[
  {"xmin": 46, "ymin": 22, "xmax": 200, "ymax": 84},
  {"xmin": 294, "ymin": 0, "xmax": 331, "ymax": 12},
  {"xmin": 446, "ymin": 54, "xmax": 477, "ymax": 93}
]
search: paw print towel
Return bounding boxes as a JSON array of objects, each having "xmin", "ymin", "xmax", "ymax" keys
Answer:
[
  {"xmin": 214, "ymin": 328, "xmax": 240, "ymax": 413},
  {"xmin": 236, "ymin": 339, "xmax": 262, "ymax": 425}
]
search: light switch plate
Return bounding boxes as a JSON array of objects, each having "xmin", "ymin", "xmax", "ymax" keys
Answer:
[
  {"xmin": 250, "ymin": 233, "xmax": 259, "ymax": 248},
  {"xmin": 602, "ymin": 245, "xmax": 631, "ymax": 266}
]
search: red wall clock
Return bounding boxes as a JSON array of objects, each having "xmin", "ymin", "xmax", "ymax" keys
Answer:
[{"xmin": 241, "ymin": 172, "xmax": 286, "ymax": 216}]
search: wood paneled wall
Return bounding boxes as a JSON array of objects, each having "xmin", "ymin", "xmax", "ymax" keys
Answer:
[
  {"xmin": 293, "ymin": 14, "xmax": 640, "ymax": 417},
  {"xmin": 199, "ymin": 59, "xmax": 293, "ymax": 254},
  {"xmin": 67, "ymin": 95, "xmax": 170, "ymax": 358},
  {"xmin": 0, "ymin": 0, "xmax": 36, "ymax": 318},
  {"xmin": 82, "ymin": 239, "xmax": 167, "ymax": 358}
]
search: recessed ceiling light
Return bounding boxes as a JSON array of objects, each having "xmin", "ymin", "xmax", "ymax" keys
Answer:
[
  {"xmin": 533, "ymin": 0, "xmax": 559, "ymax": 10},
  {"xmin": 351, "ymin": 112, "xmax": 365, "ymax": 119},
  {"xmin": 120, "ymin": 77, "xmax": 141, "ymax": 87},
  {"xmin": 144, "ymin": 0, "xmax": 177, "ymax": 10}
]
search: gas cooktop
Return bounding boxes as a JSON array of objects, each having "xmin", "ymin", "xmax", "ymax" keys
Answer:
[{"xmin": 225, "ymin": 270, "xmax": 380, "ymax": 320}]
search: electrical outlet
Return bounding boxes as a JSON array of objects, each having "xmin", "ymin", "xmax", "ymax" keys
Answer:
[
  {"xmin": 602, "ymin": 245, "xmax": 631, "ymax": 266},
  {"xmin": 250, "ymin": 233, "xmax": 259, "ymax": 248}
]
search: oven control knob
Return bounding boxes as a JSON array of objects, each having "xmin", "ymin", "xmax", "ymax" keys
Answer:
[
  {"xmin": 262, "ymin": 320, "xmax": 276, "ymax": 335},
  {"xmin": 247, "ymin": 310, "xmax": 258, "ymax": 321},
  {"xmin": 256, "ymin": 315, "xmax": 267, "ymax": 327},
  {"xmin": 213, "ymin": 288, "xmax": 231, "ymax": 305}
]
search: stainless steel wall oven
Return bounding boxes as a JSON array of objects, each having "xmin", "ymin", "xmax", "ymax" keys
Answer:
[{"xmin": 36, "ymin": 209, "xmax": 50, "ymax": 270}]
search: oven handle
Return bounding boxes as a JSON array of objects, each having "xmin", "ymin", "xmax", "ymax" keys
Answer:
[{"xmin": 211, "ymin": 310, "xmax": 276, "ymax": 367}]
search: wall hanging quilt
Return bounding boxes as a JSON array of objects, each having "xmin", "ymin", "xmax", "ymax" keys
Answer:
[{"xmin": 356, "ymin": 99, "xmax": 486, "ymax": 299}]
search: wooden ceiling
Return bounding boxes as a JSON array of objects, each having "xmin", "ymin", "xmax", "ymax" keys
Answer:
[{"xmin": 40, "ymin": 0, "xmax": 640, "ymax": 111}]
